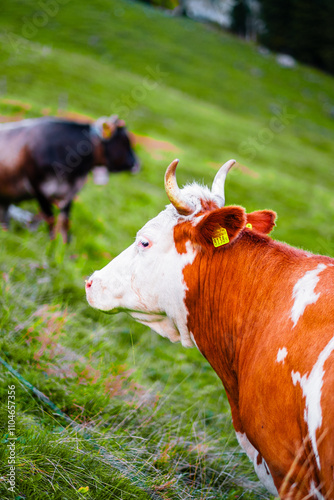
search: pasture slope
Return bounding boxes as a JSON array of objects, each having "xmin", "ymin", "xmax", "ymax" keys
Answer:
[{"xmin": 0, "ymin": 0, "xmax": 334, "ymax": 498}]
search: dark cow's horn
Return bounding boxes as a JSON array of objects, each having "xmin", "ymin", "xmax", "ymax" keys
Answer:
[
  {"xmin": 164, "ymin": 159, "xmax": 194, "ymax": 216},
  {"xmin": 211, "ymin": 159, "xmax": 236, "ymax": 207}
]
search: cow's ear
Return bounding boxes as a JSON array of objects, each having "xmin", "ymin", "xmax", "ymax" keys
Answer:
[
  {"xmin": 196, "ymin": 206, "xmax": 246, "ymax": 248},
  {"xmin": 102, "ymin": 121, "xmax": 116, "ymax": 139},
  {"xmin": 246, "ymin": 210, "xmax": 276, "ymax": 234}
]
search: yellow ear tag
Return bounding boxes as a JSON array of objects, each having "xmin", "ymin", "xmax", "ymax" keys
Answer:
[
  {"xmin": 102, "ymin": 122, "xmax": 112, "ymax": 139},
  {"xmin": 212, "ymin": 226, "xmax": 229, "ymax": 247},
  {"xmin": 246, "ymin": 223, "xmax": 252, "ymax": 229}
]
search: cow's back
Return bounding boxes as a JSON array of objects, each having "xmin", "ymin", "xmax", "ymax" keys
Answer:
[{"xmin": 27, "ymin": 119, "xmax": 94, "ymax": 177}]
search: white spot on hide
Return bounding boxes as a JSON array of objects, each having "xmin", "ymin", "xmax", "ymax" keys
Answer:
[
  {"xmin": 236, "ymin": 432, "xmax": 278, "ymax": 496},
  {"xmin": 291, "ymin": 264, "xmax": 327, "ymax": 328},
  {"xmin": 309, "ymin": 480, "xmax": 325, "ymax": 499},
  {"xmin": 40, "ymin": 175, "xmax": 87, "ymax": 209},
  {"xmin": 291, "ymin": 335, "xmax": 334, "ymax": 470},
  {"xmin": 276, "ymin": 347, "xmax": 288, "ymax": 364}
]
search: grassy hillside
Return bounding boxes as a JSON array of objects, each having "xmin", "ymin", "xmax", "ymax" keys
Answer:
[{"xmin": 0, "ymin": 0, "xmax": 334, "ymax": 498}]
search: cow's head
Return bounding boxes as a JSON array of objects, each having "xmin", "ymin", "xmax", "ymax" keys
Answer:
[
  {"xmin": 86, "ymin": 159, "xmax": 276, "ymax": 347},
  {"xmin": 94, "ymin": 116, "xmax": 140, "ymax": 174}
]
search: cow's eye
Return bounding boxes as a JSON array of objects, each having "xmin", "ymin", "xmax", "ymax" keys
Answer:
[{"xmin": 138, "ymin": 238, "xmax": 151, "ymax": 249}]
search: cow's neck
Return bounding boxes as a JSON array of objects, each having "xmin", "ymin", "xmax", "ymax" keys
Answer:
[{"xmin": 183, "ymin": 232, "xmax": 307, "ymax": 402}]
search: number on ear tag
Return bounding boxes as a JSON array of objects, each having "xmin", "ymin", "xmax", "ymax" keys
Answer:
[{"xmin": 212, "ymin": 226, "xmax": 229, "ymax": 247}]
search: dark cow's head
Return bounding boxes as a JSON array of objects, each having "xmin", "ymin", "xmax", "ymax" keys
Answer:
[{"xmin": 95, "ymin": 116, "xmax": 139, "ymax": 174}]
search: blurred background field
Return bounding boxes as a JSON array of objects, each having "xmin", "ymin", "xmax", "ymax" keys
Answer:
[{"xmin": 0, "ymin": 0, "xmax": 333, "ymax": 498}]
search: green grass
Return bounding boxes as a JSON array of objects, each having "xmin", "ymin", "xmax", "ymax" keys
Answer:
[{"xmin": 0, "ymin": 0, "xmax": 334, "ymax": 498}]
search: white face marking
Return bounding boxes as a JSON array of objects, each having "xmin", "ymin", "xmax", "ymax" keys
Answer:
[
  {"xmin": 291, "ymin": 335, "xmax": 334, "ymax": 470},
  {"xmin": 236, "ymin": 432, "xmax": 278, "ymax": 495},
  {"xmin": 86, "ymin": 207, "xmax": 197, "ymax": 347},
  {"xmin": 276, "ymin": 347, "xmax": 288, "ymax": 364},
  {"xmin": 291, "ymin": 264, "xmax": 327, "ymax": 328}
]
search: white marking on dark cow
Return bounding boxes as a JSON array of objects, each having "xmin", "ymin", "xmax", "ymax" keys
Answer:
[
  {"xmin": 291, "ymin": 264, "xmax": 327, "ymax": 328},
  {"xmin": 0, "ymin": 118, "xmax": 38, "ymax": 130},
  {"xmin": 291, "ymin": 335, "xmax": 334, "ymax": 470},
  {"xmin": 40, "ymin": 175, "xmax": 87, "ymax": 209},
  {"xmin": 276, "ymin": 347, "xmax": 288, "ymax": 364},
  {"xmin": 40, "ymin": 178, "xmax": 65, "ymax": 198},
  {"xmin": 236, "ymin": 432, "xmax": 278, "ymax": 495}
]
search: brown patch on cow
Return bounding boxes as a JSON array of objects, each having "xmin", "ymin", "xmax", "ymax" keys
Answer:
[
  {"xmin": 257, "ymin": 453, "xmax": 263, "ymax": 466},
  {"xmin": 173, "ymin": 206, "xmax": 246, "ymax": 255},
  {"xmin": 200, "ymin": 199, "xmax": 219, "ymax": 212},
  {"xmin": 133, "ymin": 133, "xmax": 180, "ymax": 152},
  {"xmin": 208, "ymin": 161, "xmax": 259, "ymax": 178},
  {"xmin": 196, "ymin": 206, "xmax": 246, "ymax": 248}
]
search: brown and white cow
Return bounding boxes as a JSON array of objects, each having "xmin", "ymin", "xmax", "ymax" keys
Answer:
[{"xmin": 86, "ymin": 159, "xmax": 334, "ymax": 499}]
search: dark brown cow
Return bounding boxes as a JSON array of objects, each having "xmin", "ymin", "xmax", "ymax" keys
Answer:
[{"xmin": 0, "ymin": 115, "xmax": 139, "ymax": 241}]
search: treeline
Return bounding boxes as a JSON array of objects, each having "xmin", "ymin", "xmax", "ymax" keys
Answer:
[
  {"xmin": 251, "ymin": 0, "xmax": 334, "ymax": 74},
  {"xmin": 136, "ymin": 0, "xmax": 334, "ymax": 75},
  {"xmin": 138, "ymin": 0, "xmax": 179, "ymax": 9}
]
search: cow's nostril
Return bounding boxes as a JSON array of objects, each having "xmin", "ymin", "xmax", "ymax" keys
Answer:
[{"xmin": 85, "ymin": 279, "xmax": 93, "ymax": 289}]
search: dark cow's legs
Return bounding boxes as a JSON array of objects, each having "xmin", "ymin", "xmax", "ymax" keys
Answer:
[
  {"xmin": 33, "ymin": 188, "xmax": 55, "ymax": 239},
  {"xmin": 0, "ymin": 204, "xmax": 10, "ymax": 230},
  {"xmin": 32, "ymin": 184, "xmax": 73, "ymax": 242},
  {"xmin": 55, "ymin": 201, "xmax": 72, "ymax": 243}
]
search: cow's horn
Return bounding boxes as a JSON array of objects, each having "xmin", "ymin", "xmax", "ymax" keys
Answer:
[
  {"xmin": 164, "ymin": 159, "xmax": 194, "ymax": 216},
  {"xmin": 211, "ymin": 159, "xmax": 236, "ymax": 206}
]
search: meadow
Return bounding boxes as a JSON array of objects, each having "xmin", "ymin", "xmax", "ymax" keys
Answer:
[{"xmin": 0, "ymin": 0, "xmax": 334, "ymax": 498}]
